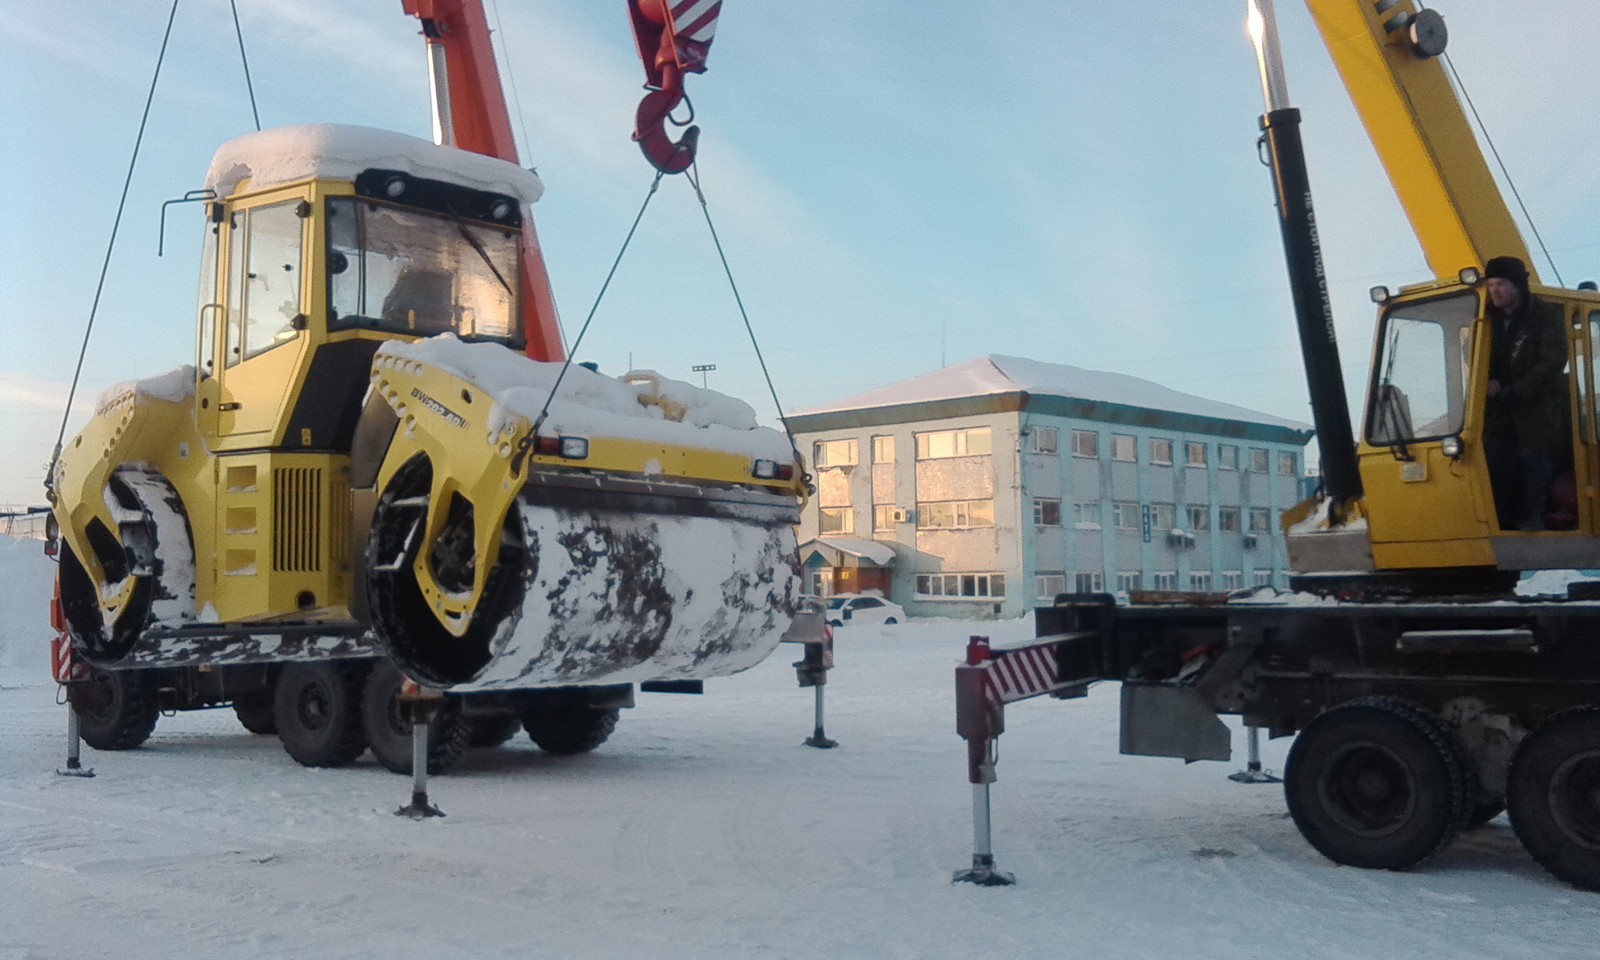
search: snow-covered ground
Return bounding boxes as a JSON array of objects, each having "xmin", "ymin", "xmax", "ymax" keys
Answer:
[{"xmin": 2, "ymin": 535, "xmax": 1597, "ymax": 959}]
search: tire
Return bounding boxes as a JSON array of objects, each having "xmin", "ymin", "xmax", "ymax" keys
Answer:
[
  {"xmin": 233, "ymin": 695, "xmax": 277, "ymax": 735},
  {"xmin": 274, "ymin": 661, "xmax": 368, "ymax": 767},
  {"xmin": 70, "ymin": 668, "xmax": 159, "ymax": 751},
  {"xmin": 1506, "ymin": 707, "xmax": 1600, "ymax": 891},
  {"xmin": 360, "ymin": 660, "xmax": 471, "ymax": 775},
  {"xmin": 523, "ymin": 694, "xmax": 620, "ymax": 755},
  {"xmin": 884, "ymin": 617, "xmax": 898, "ymax": 625},
  {"xmin": 1284, "ymin": 697, "xmax": 1469, "ymax": 870},
  {"xmin": 468, "ymin": 715, "xmax": 522, "ymax": 749}
]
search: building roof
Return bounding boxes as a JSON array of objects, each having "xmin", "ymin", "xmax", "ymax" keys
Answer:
[
  {"xmin": 786, "ymin": 355, "xmax": 1313, "ymax": 444},
  {"xmin": 799, "ymin": 537, "xmax": 897, "ymax": 567}
]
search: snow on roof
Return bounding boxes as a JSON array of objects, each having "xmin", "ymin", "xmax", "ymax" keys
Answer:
[
  {"xmin": 802, "ymin": 537, "xmax": 897, "ymax": 566},
  {"xmin": 791, "ymin": 355, "xmax": 1310, "ymax": 433},
  {"xmin": 205, "ymin": 124, "xmax": 545, "ymax": 204}
]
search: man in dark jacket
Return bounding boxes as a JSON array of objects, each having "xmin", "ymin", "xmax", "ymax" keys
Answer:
[{"xmin": 1482, "ymin": 255, "xmax": 1569, "ymax": 530}]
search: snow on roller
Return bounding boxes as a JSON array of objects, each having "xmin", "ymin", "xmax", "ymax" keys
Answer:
[{"xmin": 360, "ymin": 336, "xmax": 809, "ymax": 690}]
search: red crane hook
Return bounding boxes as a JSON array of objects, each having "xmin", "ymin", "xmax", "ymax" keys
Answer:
[{"xmin": 628, "ymin": 0, "xmax": 719, "ymax": 174}]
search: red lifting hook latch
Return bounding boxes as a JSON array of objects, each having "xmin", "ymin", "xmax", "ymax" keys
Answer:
[{"xmin": 628, "ymin": 0, "xmax": 720, "ymax": 174}]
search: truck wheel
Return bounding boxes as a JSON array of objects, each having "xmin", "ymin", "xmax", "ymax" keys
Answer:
[
  {"xmin": 233, "ymin": 695, "xmax": 277, "ymax": 735},
  {"xmin": 360, "ymin": 660, "xmax": 471, "ymax": 775},
  {"xmin": 468, "ymin": 715, "xmax": 522, "ymax": 748},
  {"xmin": 523, "ymin": 696, "xmax": 619, "ymax": 755},
  {"xmin": 1284, "ymin": 697, "xmax": 1469, "ymax": 870},
  {"xmin": 69, "ymin": 668, "xmax": 159, "ymax": 750},
  {"xmin": 274, "ymin": 662, "xmax": 368, "ymax": 767},
  {"xmin": 1506, "ymin": 708, "xmax": 1600, "ymax": 891}
]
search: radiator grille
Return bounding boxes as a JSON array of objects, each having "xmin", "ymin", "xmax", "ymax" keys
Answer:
[{"xmin": 273, "ymin": 467, "xmax": 322, "ymax": 572}]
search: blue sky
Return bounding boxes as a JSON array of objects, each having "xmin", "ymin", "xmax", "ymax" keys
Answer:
[{"xmin": 4, "ymin": 0, "xmax": 1597, "ymax": 508}]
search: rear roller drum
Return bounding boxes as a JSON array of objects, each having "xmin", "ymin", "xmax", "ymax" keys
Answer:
[{"xmin": 1507, "ymin": 708, "xmax": 1600, "ymax": 891}]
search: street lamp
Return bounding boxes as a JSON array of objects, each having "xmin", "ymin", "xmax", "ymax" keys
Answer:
[{"xmin": 691, "ymin": 363, "xmax": 716, "ymax": 388}]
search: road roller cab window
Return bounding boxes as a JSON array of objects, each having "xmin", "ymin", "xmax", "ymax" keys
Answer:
[
  {"xmin": 224, "ymin": 200, "xmax": 306, "ymax": 369},
  {"xmin": 324, "ymin": 196, "xmax": 520, "ymax": 345}
]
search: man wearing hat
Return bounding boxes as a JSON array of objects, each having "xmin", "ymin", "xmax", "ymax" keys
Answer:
[{"xmin": 1482, "ymin": 255, "xmax": 1569, "ymax": 531}]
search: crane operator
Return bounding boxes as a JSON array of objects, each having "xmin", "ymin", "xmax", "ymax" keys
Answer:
[{"xmin": 1482, "ymin": 255, "xmax": 1569, "ymax": 531}]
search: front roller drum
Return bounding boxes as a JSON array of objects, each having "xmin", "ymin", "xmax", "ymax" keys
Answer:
[{"xmin": 366, "ymin": 456, "xmax": 803, "ymax": 690}]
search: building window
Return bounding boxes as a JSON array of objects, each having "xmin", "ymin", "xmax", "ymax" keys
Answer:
[
  {"xmin": 1150, "ymin": 502, "xmax": 1176, "ymax": 530},
  {"xmin": 813, "ymin": 438, "xmax": 858, "ymax": 468},
  {"xmin": 1189, "ymin": 571, "xmax": 1213, "ymax": 591},
  {"xmin": 1115, "ymin": 571, "xmax": 1141, "ymax": 593},
  {"xmin": 1074, "ymin": 501, "xmax": 1101, "ymax": 528},
  {"xmin": 1036, "ymin": 573, "xmax": 1066, "ymax": 600},
  {"xmin": 1185, "ymin": 441, "xmax": 1208, "ymax": 467},
  {"xmin": 1150, "ymin": 438, "xmax": 1173, "ymax": 465},
  {"xmin": 1218, "ymin": 506, "xmax": 1241, "ymax": 532},
  {"xmin": 1071, "ymin": 429, "xmax": 1099, "ymax": 458},
  {"xmin": 1221, "ymin": 571, "xmax": 1244, "ymax": 591},
  {"xmin": 1218, "ymin": 444, "xmax": 1239, "ymax": 470},
  {"xmin": 1278, "ymin": 451, "xmax": 1299, "ymax": 475},
  {"xmin": 1111, "ymin": 434, "xmax": 1137, "ymax": 462},
  {"xmin": 873, "ymin": 505, "xmax": 896, "ymax": 531},
  {"xmin": 916, "ymin": 499, "xmax": 995, "ymax": 529},
  {"xmin": 1112, "ymin": 501, "xmax": 1140, "ymax": 530},
  {"xmin": 1254, "ymin": 571, "xmax": 1274, "ymax": 588},
  {"xmin": 1186, "ymin": 504, "xmax": 1211, "ymax": 531},
  {"xmin": 916, "ymin": 572, "xmax": 1006, "ymax": 598},
  {"xmin": 809, "ymin": 568, "xmax": 829, "ymax": 595},
  {"xmin": 915, "ymin": 427, "xmax": 991, "ymax": 459},
  {"xmin": 1030, "ymin": 426, "xmax": 1058, "ymax": 455},
  {"xmin": 1074, "ymin": 572, "xmax": 1104, "ymax": 593},
  {"xmin": 820, "ymin": 507, "xmax": 853, "ymax": 534},
  {"xmin": 1249, "ymin": 508, "xmax": 1271, "ymax": 533},
  {"xmin": 1153, "ymin": 571, "xmax": 1179, "ymax": 591},
  {"xmin": 1033, "ymin": 498, "xmax": 1062, "ymax": 526},
  {"xmin": 1249, "ymin": 447, "xmax": 1270, "ymax": 472},
  {"xmin": 871, "ymin": 435, "xmax": 895, "ymax": 463}
]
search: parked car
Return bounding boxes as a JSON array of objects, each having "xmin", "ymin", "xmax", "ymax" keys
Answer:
[{"xmin": 823, "ymin": 594, "xmax": 906, "ymax": 627}]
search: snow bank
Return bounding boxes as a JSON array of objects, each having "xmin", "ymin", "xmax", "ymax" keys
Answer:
[
  {"xmin": 0, "ymin": 535, "xmax": 55, "ymax": 686},
  {"xmin": 206, "ymin": 124, "xmax": 545, "ymax": 204},
  {"xmin": 380, "ymin": 335, "xmax": 794, "ymax": 462}
]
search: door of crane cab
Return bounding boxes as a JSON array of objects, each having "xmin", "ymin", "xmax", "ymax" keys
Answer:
[
  {"xmin": 1357, "ymin": 281, "xmax": 1600, "ymax": 572},
  {"xmin": 195, "ymin": 189, "xmax": 314, "ymax": 450}
]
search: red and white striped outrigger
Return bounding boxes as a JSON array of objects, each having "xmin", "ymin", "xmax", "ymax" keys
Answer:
[{"xmin": 952, "ymin": 632, "xmax": 1100, "ymax": 885}]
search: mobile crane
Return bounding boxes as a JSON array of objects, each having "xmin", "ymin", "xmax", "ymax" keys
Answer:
[
  {"xmin": 49, "ymin": 0, "xmax": 816, "ymax": 774},
  {"xmin": 957, "ymin": 0, "xmax": 1600, "ymax": 891}
]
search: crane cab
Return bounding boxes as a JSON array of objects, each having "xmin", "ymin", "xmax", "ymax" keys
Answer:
[{"xmin": 1292, "ymin": 276, "xmax": 1600, "ymax": 584}]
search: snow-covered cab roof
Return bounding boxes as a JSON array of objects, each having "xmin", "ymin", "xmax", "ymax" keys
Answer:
[{"xmin": 204, "ymin": 123, "xmax": 544, "ymax": 205}]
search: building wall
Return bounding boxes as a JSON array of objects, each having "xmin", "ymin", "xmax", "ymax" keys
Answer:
[{"xmin": 796, "ymin": 407, "xmax": 1308, "ymax": 621}]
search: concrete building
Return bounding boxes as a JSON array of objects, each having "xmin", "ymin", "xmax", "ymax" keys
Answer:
[{"xmin": 788, "ymin": 355, "xmax": 1313, "ymax": 619}]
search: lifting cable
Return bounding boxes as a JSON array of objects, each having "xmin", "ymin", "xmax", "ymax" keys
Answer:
[
  {"xmin": 228, "ymin": 0, "xmax": 262, "ymax": 131},
  {"xmin": 530, "ymin": 171, "xmax": 666, "ymax": 435},
  {"xmin": 1439, "ymin": 49, "xmax": 1563, "ymax": 287},
  {"xmin": 529, "ymin": 165, "xmax": 804, "ymax": 479},
  {"xmin": 46, "ymin": 0, "xmax": 182, "ymax": 502},
  {"xmin": 684, "ymin": 161, "xmax": 805, "ymax": 466}
]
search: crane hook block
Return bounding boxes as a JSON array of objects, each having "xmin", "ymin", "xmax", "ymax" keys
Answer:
[{"xmin": 628, "ymin": 0, "xmax": 720, "ymax": 174}]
